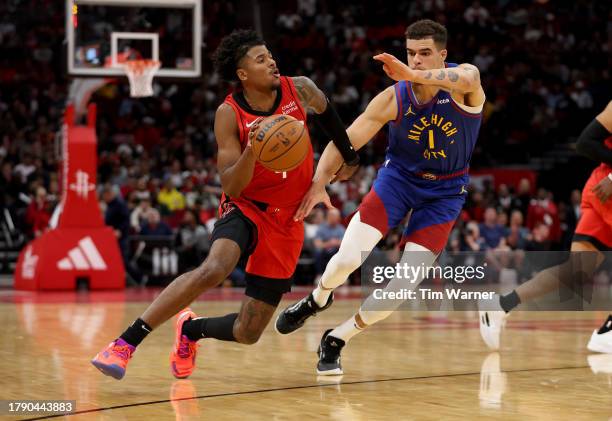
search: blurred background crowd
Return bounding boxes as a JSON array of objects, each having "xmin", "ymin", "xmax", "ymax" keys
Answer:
[{"xmin": 0, "ymin": 0, "xmax": 610, "ymax": 285}]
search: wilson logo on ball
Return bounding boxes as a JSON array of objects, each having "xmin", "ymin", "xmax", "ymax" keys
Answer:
[{"xmin": 251, "ymin": 114, "xmax": 310, "ymax": 171}]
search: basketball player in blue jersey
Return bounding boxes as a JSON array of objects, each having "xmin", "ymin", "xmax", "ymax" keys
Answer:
[{"xmin": 275, "ymin": 19, "xmax": 486, "ymax": 375}]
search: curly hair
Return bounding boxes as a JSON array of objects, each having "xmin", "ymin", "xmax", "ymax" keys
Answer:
[
  {"xmin": 405, "ymin": 19, "xmax": 447, "ymax": 49},
  {"xmin": 213, "ymin": 29, "xmax": 266, "ymax": 82}
]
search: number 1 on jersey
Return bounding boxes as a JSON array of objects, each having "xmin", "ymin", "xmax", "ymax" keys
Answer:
[
  {"xmin": 275, "ymin": 171, "xmax": 287, "ymax": 179},
  {"xmin": 428, "ymin": 130, "xmax": 435, "ymax": 149}
]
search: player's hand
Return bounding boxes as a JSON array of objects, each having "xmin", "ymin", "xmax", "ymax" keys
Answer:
[
  {"xmin": 331, "ymin": 161, "xmax": 359, "ymax": 183},
  {"xmin": 592, "ymin": 175, "xmax": 612, "ymax": 203},
  {"xmin": 373, "ymin": 53, "xmax": 415, "ymax": 82},
  {"xmin": 293, "ymin": 182, "xmax": 335, "ymax": 221},
  {"xmin": 246, "ymin": 117, "xmax": 264, "ymax": 147}
]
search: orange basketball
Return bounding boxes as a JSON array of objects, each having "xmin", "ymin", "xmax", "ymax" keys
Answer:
[{"xmin": 251, "ymin": 114, "xmax": 310, "ymax": 172}]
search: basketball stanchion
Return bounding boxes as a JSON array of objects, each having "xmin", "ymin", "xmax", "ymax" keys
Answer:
[{"xmin": 14, "ymin": 104, "xmax": 125, "ymax": 290}]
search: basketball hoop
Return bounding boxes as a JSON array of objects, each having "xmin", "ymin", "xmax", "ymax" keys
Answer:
[{"xmin": 122, "ymin": 59, "xmax": 161, "ymax": 97}]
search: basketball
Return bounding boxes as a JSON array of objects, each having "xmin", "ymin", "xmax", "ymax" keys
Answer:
[{"xmin": 251, "ymin": 114, "xmax": 310, "ymax": 172}]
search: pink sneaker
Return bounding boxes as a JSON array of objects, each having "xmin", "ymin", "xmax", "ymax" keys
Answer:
[
  {"xmin": 170, "ymin": 308, "xmax": 199, "ymax": 379},
  {"xmin": 91, "ymin": 338, "xmax": 135, "ymax": 380}
]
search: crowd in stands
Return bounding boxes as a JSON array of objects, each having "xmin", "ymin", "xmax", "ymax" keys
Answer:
[{"xmin": 0, "ymin": 0, "xmax": 610, "ymax": 283}]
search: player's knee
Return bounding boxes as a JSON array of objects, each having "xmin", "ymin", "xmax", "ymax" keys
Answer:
[{"xmin": 194, "ymin": 260, "xmax": 230, "ymax": 288}]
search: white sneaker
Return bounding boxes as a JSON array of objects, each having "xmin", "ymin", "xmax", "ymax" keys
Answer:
[
  {"xmin": 587, "ymin": 316, "xmax": 612, "ymax": 354},
  {"xmin": 478, "ymin": 294, "xmax": 508, "ymax": 351}
]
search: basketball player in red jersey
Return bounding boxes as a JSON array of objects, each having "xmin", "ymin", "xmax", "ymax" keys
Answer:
[
  {"xmin": 91, "ymin": 29, "xmax": 359, "ymax": 380},
  {"xmin": 479, "ymin": 100, "xmax": 612, "ymax": 352}
]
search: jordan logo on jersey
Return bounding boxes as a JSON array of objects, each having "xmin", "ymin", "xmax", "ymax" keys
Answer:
[{"xmin": 404, "ymin": 104, "xmax": 416, "ymax": 117}]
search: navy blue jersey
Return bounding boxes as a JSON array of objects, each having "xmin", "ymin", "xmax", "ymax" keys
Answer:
[{"xmin": 385, "ymin": 63, "xmax": 482, "ymax": 175}]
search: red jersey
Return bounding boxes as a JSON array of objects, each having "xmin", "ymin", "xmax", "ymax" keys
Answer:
[{"xmin": 223, "ymin": 76, "xmax": 314, "ymax": 208}]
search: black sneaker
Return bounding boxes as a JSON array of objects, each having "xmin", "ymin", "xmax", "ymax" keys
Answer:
[
  {"xmin": 317, "ymin": 329, "xmax": 345, "ymax": 376},
  {"xmin": 275, "ymin": 293, "xmax": 333, "ymax": 335}
]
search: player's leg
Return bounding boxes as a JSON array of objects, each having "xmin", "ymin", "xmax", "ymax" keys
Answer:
[
  {"xmin": 92, "ymin": 205, "xmax": 253, "ymax": 380},
  {"xmin": 317, "ymin": 199, "xmax": 458, "ymax": 375},
  {"xmin": 515, "ymin": 240, "xmax": 604, "ymax": 303},
  {"xmin": 479, "ymin": 207, "xmax": 608, "ymax": 350},
  {"xmin": 316, "ymin": 241, "xmax": 438, "ymax": 375},
  {"xmin": 275, "ymin": 212, "xmax": 382, "ymax": 334},
  {"xmin": 179, "ymin": 275, "xmax": 289, "ymax": 345},
  {"xmin": 276, "ymin": 184, "xmax": 403, "ymax": 334},
  {"xmin": 92, "ymin": 239, "xmax": 241, "ymax": 379},
  {"xmin": 233, "ymin": 275, "xmax": 291, "ymax": 343}
]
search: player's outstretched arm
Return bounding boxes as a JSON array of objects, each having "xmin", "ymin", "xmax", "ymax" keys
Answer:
[
  {"xmin": 293, "ymin": 86, "xmax": 397, "ymax": 221},
  {"xmin": 214, "ymin": 103, "xmax": 258, "ymax": 198},
  {"xmin": 373, "ymin": 52, "xmax": 481, "ymax": 94},
  {"xmin": 292, "ymin": 76, "xmax": 359, "ymax": 180}
]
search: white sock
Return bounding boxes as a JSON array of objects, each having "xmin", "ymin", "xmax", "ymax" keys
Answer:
[
  {"xmin": 329, "ymin": 314, "xmax": 364, "ymax": 343},
  {"xmin": 312, "ymin": 280, "xmax": 335, "ymax": 307},
  {"xmin": 311, "ymin": 212, "xmax": 383, "ymax": 308}
]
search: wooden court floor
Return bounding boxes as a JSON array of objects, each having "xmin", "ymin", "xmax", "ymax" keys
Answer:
[{"xmin": 1, "ymin": 288, "xmax": 611, "ymax": 420}]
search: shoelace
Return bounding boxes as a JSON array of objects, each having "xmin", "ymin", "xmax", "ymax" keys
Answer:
[
  {"xmin": 177, "ymin": 339, "xmax": 197, "ymax": 358},
  {"xmin": 112, "ymin": 345, "xmax": 133, "ymax": 360}
]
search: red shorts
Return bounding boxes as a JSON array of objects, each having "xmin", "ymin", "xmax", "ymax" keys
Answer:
[
  {"xmin": 574, "ymin": 166, "xmax": 612, "ymax": 249},
  {"xmin": 234, "ymin": 199, "xmax": 304, "ymax": 279}
]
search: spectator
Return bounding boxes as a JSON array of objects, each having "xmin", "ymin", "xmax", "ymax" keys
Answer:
[
  {"xmin": 133, "ymin": 177, "xmax": 151, "ymax": 202},
  {"xmin": 463, "ymin": 1, "xmax": 489, "ymax": 27},
  {"xmin": 0, "ymin": 161, "xmax": 23, "ymax": 209},
  {"xmin": 102, "ymin": 184, "xmax": 131, "ymax": 258},
  {"xmin": 140, "ymin": 208, "xmax": 173, "ymax": 236},
  {"xmin": 513, "ymin": 178, "xmax": 532, "ymax": 217},
  {"xmin": 506, "ymin": 210, "xmax": 529, "ymax": 250},
  {"xmin": 157, "ymin": 179, "xmax": 186, "ymax": 213},
  {"xmin": 496, "ymin": 184, "xmax": 513, "ymax": 215},
  {"xmin": 526, "ymin": 188, "xmax": 560, "ymax": 242},
  {"xmin": 176, "ymin": 209, "xmax": 210, "ymax": 270},
  {"xmin": 473, "ymin": 46, "xmax": 494, "ymax": 73},
  {"xmin": 25, "ymin": 186, "xmax": 51, "ymax": 238},
  {"xmin": 313, "ymin": 209, "xmax": 345, "ymax": 277},
  {"xmin": 525, "ymin": 222, "xmax": 551, "ymax": 252},
  {"xmin": 304, "ymin": 207, "xmax": 325, "ymax": 246},
  {"xmin": 466, "ymin": 190, "xmax": 485, "ymax": 222},
  {"xmin": 130, "ymin": 198, "xmax": 152, "ymax": 233},
  {"xmin": 461, "ymin": 221, "xmax": 485, "ymax": 252},
  {"xmin": 479, "ymin": 207, "xmax": 507, "ymax": 249},
  {"xmin": 14, "ymin": 153, "xmax": 36, "ymax": 184}
]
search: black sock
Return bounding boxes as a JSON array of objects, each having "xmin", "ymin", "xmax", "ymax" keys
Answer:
[
  {"xmin": 182, "ymin": 313, "xmax": 238, "ymax": 342},
  {"xmin": 119, "ymin": 318, "xmax": 153, "ymax": 347},
  {"xmin": 499, "ymin": 291, "xmax": 521, "ymax": 313}
]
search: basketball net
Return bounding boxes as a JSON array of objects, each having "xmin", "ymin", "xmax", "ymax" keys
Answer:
[{"xmin": 122, "ymin": 59, "xmax": 161, "ymax": 97}]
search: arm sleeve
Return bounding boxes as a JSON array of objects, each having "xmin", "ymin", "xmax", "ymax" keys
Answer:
[
  {"xmin": 312, "ymin": 98, "xmax": 360, "ymax": 165},
  {"xmin": 575, "ymin": 119, "xmax": 612, "ymax": 166}
]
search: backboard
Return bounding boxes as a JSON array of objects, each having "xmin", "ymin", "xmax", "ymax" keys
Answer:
[{"xmin": 66, "ymin": 0, "xmax": 201, "ymax": 78}]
